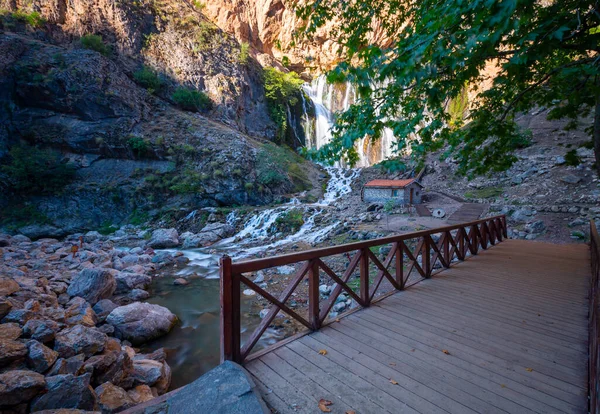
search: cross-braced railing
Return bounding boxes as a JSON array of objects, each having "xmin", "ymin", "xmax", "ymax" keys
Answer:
[
  {"xmin": 220, "ymin": 215, "xmax": 507, "ymax": 364},
  {"xmin": 590, "ymin": 220, "xmax": 600, "ymax": 413}
]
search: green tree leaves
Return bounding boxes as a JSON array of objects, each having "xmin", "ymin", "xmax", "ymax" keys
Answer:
[{"xmin": 297, "ymin": 0, "xmax": 600, "ymax": 175}]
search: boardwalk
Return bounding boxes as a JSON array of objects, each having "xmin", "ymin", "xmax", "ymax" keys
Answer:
[{"xmin": 245, "ymin": 240, "xmax": 590, "ymax": 413}]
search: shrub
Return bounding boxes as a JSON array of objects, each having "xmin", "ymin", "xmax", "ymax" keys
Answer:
[
  {"xmin": 172, "ymin": 88, "xmax": 212, "ymax": 112},
  {"xmin": 1, "ymin": 143, "xmax": 75, "ymax": 194},
  {"xmin": 11, "ymin": 10, "xmax": 45, "ymax": 28},
  {"xmin": 274, "ymin": 209, "xmax": 304, "ymax": 233},
  {"xmin": 134, "ymin": 66, "xmax": 162, "ymax": 93},
  {"xmin": 239, "ymin": 42, "xmax": 250, "ymax": 65},
  {"xmin": 127, "ymin": 136, "xmax": 149, "ymax": 157},
  {"xmin": 256, "ymin": 142, "xmax": 311, "ymax": 191},
  {"xmin": 193, "ymin": 21, "xmax": 219, "ymax": 52},
  {"xmin": 244, "ymin": 182, "xmax": 254, "ymax": 191},
  {"xmin": 80, "ymin": 35, "xmax": 111, "ymax": 56},
  {"xmin": 565, "ymin": 149, "xmax": 581, "ymax": 166},
  {"xmin": 263, "ymin": 67, "xmax": 303, "ymax": 140}
]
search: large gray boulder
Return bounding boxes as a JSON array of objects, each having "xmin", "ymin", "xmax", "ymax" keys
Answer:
[
  {"xmin": 182, "ymin": 223, "xmax": 235, "ymax": 248},
  {"xmin": 27, "ymin": 340, "xmax": 59, "ymax": 373},
  {"xmin": 147, "ymin": 228, "xmax": 180, "ymax": 248},
  {"xmin": 67, "ymin": 268, "xmax": 116, "ymax": 305},
  {"xmin": 0, "ymin": 298, "xmax": 12, "ymax": 319},
  {"xmin": 54, "ymin": 325, "xmax": 107, "ymax": 358},
  {"xmin": 114, "ymin": 272, "xmax": 152, "ymax": 294},
  {"xmin": 106, "ymin": 303, "xmax": 177, "ymax": 345},
  {"xmin": 30, "ymin": 373, "xmax": 97, "ymax": 412},
  {"xmin": 0, "ymin": 370, "xmax": 46, "ymax": 407},
  {"xmin": 23, "ymin": 319, "xmax": 60, "ymax": 343}
]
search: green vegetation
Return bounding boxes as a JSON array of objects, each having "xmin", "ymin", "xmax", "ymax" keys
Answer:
[
  {"xmin": 172, "ymin": 87, "xmax": 212, "ymax": 112},
  {"xmin": 127, "ymin": 136, "xmax": 150, "ymax": 157},
  {"xmin": 565, "ymin": 149, "xmax": 581, "ymax": 167},
  {"xmin": 98, "ymin": 221, "xmax": 119, "ymax": 235},
  {"xmin": 80, "ymin": 35, "xmax": 111, "ymax": 56},
  {"xmin": 0, "ymin": 204, "xmax": 50, "ymax": 230},
  {"xmin": 239, "ymin": 42, "xmax": 250, "ymax": 65},
  {"xmin": 133, "ymin": 66, "xmax": 162, "ymax": 93},
  {"xmin": 143, "ymin": 166, "xmax": 204, "ymax": 195},
  {"xmin": 193, "ymin": 21, "xmax": 220, "ymax": 52},
  {"xmin": 448, "ymin": 84, "xmax": 468, "ymax": 128},
  {"xmin": 2, "ymin": 10, "xmax": 46, "ymax": 28},
  {"xmin": 263, "ymin": 67, "xmax": 304, "ymax": 141},
  {"xmin": 256, "ymin": 142, "xmax": 311, "ymax": 192},
  {"xmin": 298, "ymin": 1, "xmax": 600, "ymax": 176},
  {"xmin": 1, "ymin": 143, "xmax": 75, "ymax": 195},
  {"xmin": 274, "ymin": 209, "xmax": 304, "ymax": 233},
  {"xmin": 129, "ymin": 209, "xmax": 150, "ymax": 226},
  {"xmin": 464, "ymin": 186, "xmax": 504, "ymax": 200}
]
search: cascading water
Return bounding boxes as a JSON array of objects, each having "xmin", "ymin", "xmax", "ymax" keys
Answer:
[{"xmin": 301, "ymin": 75, "xmax": 397, "ymax": 167}]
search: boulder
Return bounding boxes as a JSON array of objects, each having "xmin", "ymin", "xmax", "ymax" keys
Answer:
[
  {"xmin": 114, "ymin": 272, "xmax": 152, "ymax": 294},
  {"xmin": 0, "ymin": 370, "xmax": 46, "ymax": 407},
  {"xmin": 526, "ymin": 220, "xmax": 546, "ymax": 234},
  {"xmin": 560, "ymin": 174, "xmax": 582, "ymax": 184},
  {"xmin": 83, "ymin": 346, "xmax": 133, "ymax": 389},
  {"xmin": 0, "ymin": 276, "xmax": 20, "ymax": 296},
  {"xmin": 0, "ymin": 297, "xmax": 12, "ymax": 319},
  {"xmin": 181, "ymin": 223, "xmax": 234, "ymax": 248},
  {"xmin": 127, "ymin": 384, "xmax": 155, "ymax": 404},
  {"xmin": 0, "ymin": 322, "xmax": 22, "ymax": 340},
  {"xmin": 27, "ymin": 340, "xmax": 59, "ymax": 373},
  {"xmin": 147, "ymin": 228, "xmax": 179, "ymax": 249},
  {"xmin": 95, "ymin": 382, "xmax": 135, "ymax": 413},
  {"xmin": 132, "ymin": 358, "xmax": 171, "ymax": 393},
  {"xmin": 54, "ymin": 325, "xmax": 107, "ymax": 358},
  {"xmin": 30, "ymin": 373, "xmax": 97, "ymax": 412},
  {"xmin": 0, "ymin": 338, "xmax": 28, "ymax": 367},
  {"xmin": 65, "ymin": 297, "xmax": 98, "ymax": 327},
  {"xmin": 92, "ymin": 299, "xmax": 118, "ymax": 323},
  {"xmin": 47, "ymin": 354, "xmax": 86, "ymax": 377},
  {"xmin": 23, "ymin": 319, "xmax": 60, "ymax": 343},
  {"xmin": 67, "ymin": 268, "xmax": 116, "ymax": 305},
  {"xmin": 3, "ymin": 308, "xmax": 34, "ymax": 325},
  {"xmin": 106, "ymin": 303, "xmax": 177, "ymax": 345}
]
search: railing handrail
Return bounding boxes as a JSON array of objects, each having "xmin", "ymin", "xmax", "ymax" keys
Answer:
[
  {"xmin": 589, "ymin": 219, "xmax": 600, "ymax": 413},
  {"xmin": 231, "ymin": 214, "xmax": 507, "ymax": 274},
  {"xmin": 221, "ymin": 214, "xmax": 508, "ymax": 364}
]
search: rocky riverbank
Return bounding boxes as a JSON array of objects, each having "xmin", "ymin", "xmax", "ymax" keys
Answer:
[{"xmin": 0, "ymin": 231, "xmax": 185, "ymax": 413}]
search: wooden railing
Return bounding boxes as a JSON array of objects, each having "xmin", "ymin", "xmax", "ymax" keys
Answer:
[
  {"xmin": 590, "ymin": 220, "xmax": 600, "ymax": 413},
  {"xmin": 220, "ymin": 215, "xmax": 507, "ymax": 364}
]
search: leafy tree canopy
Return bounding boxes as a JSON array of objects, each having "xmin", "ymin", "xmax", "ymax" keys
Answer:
[{"xmin": 296, "ymin": 0, "xmax": 600, "ymax": 175}]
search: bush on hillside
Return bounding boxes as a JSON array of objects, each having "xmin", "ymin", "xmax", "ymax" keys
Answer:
[
  {"xmin": 172, "ymin": 88, "xmax": 212, "ymax": 112},
  {"xmin": 134, "ymin": 66, "xmax": 162, "ymax": 93},
  {"xmin": 1, "ymin": 143, "xmax": 75, "ymax": 194},
  {"xmin": 80, "ymin": 34, "xmax": 111, "ymax": 56}
]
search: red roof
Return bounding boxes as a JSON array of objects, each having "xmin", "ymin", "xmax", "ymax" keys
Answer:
[{"xmin": 364, "ymin": 179, "xmax": 420, "ymax": 188}]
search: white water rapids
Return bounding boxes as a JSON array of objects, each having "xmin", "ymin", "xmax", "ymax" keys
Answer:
[{"xmin": 170, "ymin": 166, "xmax": 360, "ymax": 279}]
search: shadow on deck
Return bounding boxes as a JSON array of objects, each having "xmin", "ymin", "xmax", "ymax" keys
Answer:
[{"xmin": 245, "ymin": 240, "xmax": 590, "ymax": 413}]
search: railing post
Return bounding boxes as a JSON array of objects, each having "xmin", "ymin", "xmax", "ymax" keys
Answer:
[
  {"xmin": 502, "ymin": 216, "xmax": 508, "ymax": 238},
  {"xmin": 360, "ymin": 248, "xmax": 370, "ymax": 305},
  {"xmin": 220, "ymin": 255, "xmax": 240, "ymax": 363},
  {"xmin": 459, "ymin": 228, "xmax": 465, "ymax": 260},
  {"xmin": 395, "ymin": 242, "xmax": 404, "ymax": 289},
  {"xmin": 470, "ymin": 224, "xmax": 478, "ymax": 254},
  {"xmin": 443, "ymin": 231, "xmax": 450, "ymax": 267},
  {"xmin": 308, "ymin": 260, "xmax": 321, "ymax": 330},
  {"xmin": 423, "ymin": 237, "xmax": 431, "ymax": 278}
]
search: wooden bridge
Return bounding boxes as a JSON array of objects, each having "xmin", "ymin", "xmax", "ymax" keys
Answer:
[{"xmin": 220, "ymin": 216, "xmax": 600, "ymax": 413}]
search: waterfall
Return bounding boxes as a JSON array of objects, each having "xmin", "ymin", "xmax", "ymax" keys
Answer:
[{"xmin": 301, "ymin": 75, "xmax": 396, "ymax": 167}]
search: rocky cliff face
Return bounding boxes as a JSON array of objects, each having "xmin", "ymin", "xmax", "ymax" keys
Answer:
[
  {"xmin": 0, "ymin": 0, "xmax": 275, "ymax": 137},
  {"xmin": 0, "ymin": 2, "xmax": 318, "ymax": 237}
]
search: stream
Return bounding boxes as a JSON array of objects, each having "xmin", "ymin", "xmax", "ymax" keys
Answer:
[{"xmin": 142, "ymin": 167, "xmax": 360, "ymax": 390}]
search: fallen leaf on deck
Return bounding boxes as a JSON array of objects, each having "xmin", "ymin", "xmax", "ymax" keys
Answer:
[
  {"xmin": 346, "ymin": 411, "xmax": 356, "ymax": 414},
  {"xmin": 442, "ymin": 349, "xmax": 450, "ymax": 355},
  {"xmin": 410, "ymin": 348, "xmax": 415, "ymax": 352},
  {"xmin": 390, "ymin": 379, "xmax": 399, "ymax": 385},
  {"xmin": 500, "ymin": 384, "xmax": 506, "ymax": 388},
  {"xmin": 525, "ymin": 367, "xmax": 533, "ymax": 372},
  {"xmin": 335, "ymin": 319, "xmax": 341, "ymax": 323},
  {"xmin": 318, "ymin": 399, "xmax": 333, "ymax": 412},
  {"xmin": 318, "ymin": 349, "xmax": 328, "ymax": 356},
  {"xmin": 389, "ymin": 362, "xmax": 396, "ymax": 366}
]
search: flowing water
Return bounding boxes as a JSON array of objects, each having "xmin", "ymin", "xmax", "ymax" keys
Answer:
[
  {"xmin": 143, "ymin": 167, "xmax": 360, "ymax": 390},
  {"xmin": 301, "ymin": 75, "xmax": 396, "ymax": 167}
]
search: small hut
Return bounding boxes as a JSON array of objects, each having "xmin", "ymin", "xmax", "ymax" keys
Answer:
[{"xmin": 361, "ymin": 179, "xmax": 424, "ymax": 205}]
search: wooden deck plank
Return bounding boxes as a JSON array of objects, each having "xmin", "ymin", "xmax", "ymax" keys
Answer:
[{"xmin": 245, "ymin": 240, "xmax": 589, "ymax": 413}]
